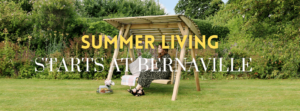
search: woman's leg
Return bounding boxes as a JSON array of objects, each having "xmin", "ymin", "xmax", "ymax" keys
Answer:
[
  {"xmin": 127, "ymin": 72, "xmax": 146, "ymax": 94},
  {"xmin": 138, "ymin": 70, "xmax": 164, "ymax": 88},
  {"xmin": 131, "ymin": 84, "xmax": 142, "ymax": 93}
]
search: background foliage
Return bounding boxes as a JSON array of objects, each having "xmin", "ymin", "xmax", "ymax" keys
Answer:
[
  {"xmin": 0, "ymin": 0, "xmax": 299, "ymax": 80},
  {"xmin": 83, "ymin": 0, "xmax": 166, "ymax": 17},
  {"xmin": 175, "ymin": 0, "xmax": 224, "ymax": 19}
]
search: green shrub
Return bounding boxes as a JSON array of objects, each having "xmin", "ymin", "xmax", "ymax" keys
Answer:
[
  {"xmin": 193, "ymin": 19, "xmax": 230, "ymax": 41},
  {"xmin": 83, "ymin": 0, "xmax": 165, "ymax": 17},
  {"xmin": 18, "ymin": 64, "xmax": 35, "ymax": 79},
  {"xmin": 0, "ymin": 1, "xmax": 32, "ymax": 41},
  {"xmin": 204, "ymin": 0, "xmax": 300, "ymax": 79},
  {"xmin": 86, "ymin": 21, "xmax": 118, "ymax": 36}
]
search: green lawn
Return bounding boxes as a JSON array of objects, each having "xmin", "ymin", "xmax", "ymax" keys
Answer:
[{"xmin": 0, "ymin": 78, "xmax": 300, "ymax": 110}]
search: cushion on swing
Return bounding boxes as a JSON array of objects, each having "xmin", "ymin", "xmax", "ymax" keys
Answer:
[
  {"xmin": 121, "ymin": 75, "xmax": 139, "ymax": 86},
  {"xmin": 129, "ymin": 56, "xmax": 152, "ymax": 76}
]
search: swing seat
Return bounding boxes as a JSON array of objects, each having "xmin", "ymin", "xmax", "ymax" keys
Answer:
[
  {"xmin": 152, "ymin": 61, "xmax": 193, "ymax": 85},
  {"xmin": 133, "ymin": 60, "xmax": 193, "ymax": 85},
  {"xmin": 135, "ymin": 77, "xmax": 172, "ymax": 84},
  {"xmin": 152, "ymin": 79, "xmax": 172, "ymax": 84},
  {"xmin": 130, "ymin": 59, "xmax": 176, "ymax": 85},
  {"xmin": 117, "ymin": 58, "xmax": 194, "ymax": 85}
]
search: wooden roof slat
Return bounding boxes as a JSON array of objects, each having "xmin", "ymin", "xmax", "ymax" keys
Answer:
[
  {"xmin": 104, "ymin": 15, "xmax": 201, "ymax": 38},
  {"xmin": 104, "ymin": 15, "xmax": 180, "ymax": 20},
  {"xmin": 131, "ymin": 30, "xmax": 179, "ymax": 34},
  {"xmin": 179, "ymin": 16, "xmax": 201, "ymax": 38},
  {"xmin": 131, "ymin": 28, "xmax": 180, "ymax": 31},
  {"xmin": 132, "ymin": 33, "xmax": 180, "ymax": 36},
  {"xmin": 129, "ymin": 23, "xmax": 179, "ymax": 29}
]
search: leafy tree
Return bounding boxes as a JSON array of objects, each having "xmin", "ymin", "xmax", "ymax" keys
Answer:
[
  {"xmin": 227, "ymin": 0, "xmax": 237, "ymax": 4},
  {"xmin": 0, "ymin": 1, "xmax": 32, "ymax": 41},
  {"xmin": 10, "ymin": 0, "xmax": 33, "ymax": 12},
  {"xmin": 31, "ymin": 0, "xmax": 78, "ymax": 32},
  {"xmin": 83, "ymin": 0, "xmax": 166, "ymax": 17},
  {"xmin": 206, "ymin": 0, "xmax": 300, "ymax": 79},
  {"xmin": 174, "ymin": 0, "xmax": 224, "ymax": 19},
  {"xmin": 28, "ymin": 0, "xmax": 89, "ymax": 52}
]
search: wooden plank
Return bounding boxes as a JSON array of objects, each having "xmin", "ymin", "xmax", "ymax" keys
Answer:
[
  {"xmin": 172, "ymin": 23, "xmax": 189, "ymax": 101},
  {"xmin": 178, "ymin": 22, "xmax": 185, "ymax": 34},
  {"xmin": 131, "ymin": 28, "xmax": 180, "ymax": 32},
  {"xmin": 158, "ymin": 28, "xmax": 181, "ymax": 31},
  {"xmin": 131, "ymin": 29, "xmax": 158, "ymax": 31},
  {"xmin": 128, "ymin": 47, "xmax": 135, "ymax": 62},
  {"xmin": 132, "ymin": 33, "xmax": 181, "ymax": 35},
  {"xmin": 131, "ymin": 33, "xmax": 180, "ymax": 35},
  {"xmin": 149, "ymin": 20, "xmax": 182, "ymax": 23},
  {"xmin": 131, "ymin": 30, "xmax": 159, "ymax": 33},
  {"xmin": 127, "ymin": 22, "xmax": 185, "ymax": 29},
  {"xmin": 127, "ymin": 26, "xmax": 135, "ymax": 62},
  {"xmin": 123, "ymin": 25, "xmax": 132, "ymax": 75},
  {"xmin": 124, "ymin": 24, "xmax": 131, "ymax": 39},
  {"xmin": 103, "ymin": 15, "xmax": 181, "ymax": 21},
  {"xmin": 106, "ymin": 20, "xmax": 121, "ymax": 29},
  {"xmin": 104, "ymin": 15, "xmax": 202, "ymax": 40},
  {"xmin": 132, "ymin": 33, "xmax": 162, "ymax": 36},
  {"xmin": 152, "ymin": 79, "xmax": 171, "ymax": 84},
  {"xmin": 191, "ymin": 48, "xmax": 200, "ymax": 91},
  {"xmin": 106, "ymin": 44, "xmax": 112, "ymax": 58},
  {"xmin": 130, "ymin": 24, "xmax": 177, "ymax": 29},
  {"xmin": 136, "ymin": 31, "xmax": 178, "ymax": 33},
  {"xmin": 138, "ymin": 18, "xmax": 153, "ymax": 23},
  {"xmin": 131, "ymin": 31, "xmax": 179, "ymax": 34},
  {"xmin": 146, "ymin": 17, "xmax": 180, "ymax": 20},
  {"xmin": 115, "ymin": 20, "xmax": 182, "ymax": 24}
]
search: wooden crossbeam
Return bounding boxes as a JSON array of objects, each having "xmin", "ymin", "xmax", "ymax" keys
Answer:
[{"xmin": 126, "ymin": 22, "xmax": 185, "ymax": 29}]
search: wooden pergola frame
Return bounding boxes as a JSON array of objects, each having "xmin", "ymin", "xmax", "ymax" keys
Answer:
[{"xmin": 104, "ymin": 15, "xmax": 201, "ymax": 101}]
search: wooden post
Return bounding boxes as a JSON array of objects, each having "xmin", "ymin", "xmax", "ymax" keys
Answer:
[
  {"xmin": 126, "ymin": 43, "xmax": 135, "ymax": 75},
  {"xmin": 123, "ymin": 25, "xmax": 132, "ymax": 75},
  {"xmin": 170, "ymin": 71, "xmax": 175, "ymax": 85},
  {"xmin": 128, "ymin": 48, "xmax": 135, "ymax": 61},
  {"xmin": 106, "ymin": 25, "xmax": 125, "ymax": 80},
  {"xmin": 171, "ymin": 23, "xmax": 189, "ymax": 101},
  {"xmin": 191, "ymin": 48, "xmax": 200, "ymax": 91}
]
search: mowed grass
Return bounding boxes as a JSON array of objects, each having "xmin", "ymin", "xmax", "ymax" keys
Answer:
[{"xmin": 0, "ymin": 78, "xmax": 300, "ymax": 110}]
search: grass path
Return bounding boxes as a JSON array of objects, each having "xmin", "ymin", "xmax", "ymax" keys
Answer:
[{"xmin": 0, "ymin": 79, "xmax": 300, "ymax": 110}]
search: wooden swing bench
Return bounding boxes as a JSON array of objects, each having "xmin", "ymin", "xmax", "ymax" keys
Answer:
[
  {"xmin": 116, "ymin": 59, "xmax": 193, "ymax": 85},
  {"xmin": 104, "ymin": 15, "xmax": 201, "ymax": 101}
]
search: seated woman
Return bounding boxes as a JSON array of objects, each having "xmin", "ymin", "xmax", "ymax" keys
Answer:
[{"xmin": 127, "ymin": 43, "xmax": 172, "ymax": 97}]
